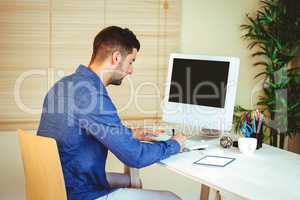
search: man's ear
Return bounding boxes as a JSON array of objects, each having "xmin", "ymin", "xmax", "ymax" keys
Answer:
[{"xmin": 111, "ymin": 51, "xmax": 122, "ymax": 66}]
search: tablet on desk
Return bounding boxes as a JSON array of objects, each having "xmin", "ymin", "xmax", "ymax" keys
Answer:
[{"xmin": 194, "ymin": 155, "xmax": 235, "ymax": 167}]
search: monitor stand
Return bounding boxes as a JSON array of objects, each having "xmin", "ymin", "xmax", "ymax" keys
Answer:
[
  {"xmin": 175, "ymin": 124, "xmax": 223, "ymax": 138},
  {"xmin": 198, "ymin": 128, "xmax": 223, "ymax": 138}
]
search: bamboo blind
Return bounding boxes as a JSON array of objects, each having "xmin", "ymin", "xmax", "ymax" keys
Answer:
[{"xmin": 0, "ymin": 0, "xmax": 180, "ymax": 127}]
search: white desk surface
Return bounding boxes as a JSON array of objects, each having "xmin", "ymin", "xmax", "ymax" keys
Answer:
[{"xmin": 159, "ymin": 138, "xmax": 300, "ymax": 200}]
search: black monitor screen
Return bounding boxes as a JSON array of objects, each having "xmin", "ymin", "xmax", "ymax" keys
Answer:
[{"xmin": 168, "ymin": 58, "xmax": 229, "ymax": 108}]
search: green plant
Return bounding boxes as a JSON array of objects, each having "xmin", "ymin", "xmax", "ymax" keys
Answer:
[{"xmin": 240, "ymin": 0, "xmax": 300, "ymax": 147}]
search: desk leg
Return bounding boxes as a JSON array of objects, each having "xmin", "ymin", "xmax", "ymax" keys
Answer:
[
  {"xmin": 215, "ymin": 191, "xmax": 221, "ymax": 200},
  {"xmin": 124, "ymin": 165, "xmax": 142, "ymax": 188},
  {"xmin": 200, "ymin": 185, "xmax": 222, "ymax": 200},
  {"xmin": 200, "ymin": 184, "xmax": 210, "ymax": 200},
  {"xmin": 210, "ymin": 189, "xmax": 222, "ymax": 200}
]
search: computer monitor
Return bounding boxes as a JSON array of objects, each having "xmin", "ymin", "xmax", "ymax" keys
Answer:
[{"xmin": 163, "ymin": 53, "xmax": 240, "ymax": 133}]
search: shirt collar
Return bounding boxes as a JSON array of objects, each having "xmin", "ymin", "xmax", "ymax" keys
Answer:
[{"xmin": 76, "ymin": 64, "xmax": 106, "ymax": 91}]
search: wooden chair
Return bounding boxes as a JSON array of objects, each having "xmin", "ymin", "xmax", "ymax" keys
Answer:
[
  {"xmin": 18, "ymin": 129, "xmax": 67, "ymax": 200},
  {"xmin": 18, "ymin": 129, "xmax": 142, "ymax": 200}
]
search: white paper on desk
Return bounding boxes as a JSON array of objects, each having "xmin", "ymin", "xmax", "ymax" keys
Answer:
[{"xmin": 194, "ymin": 156, "xmax": 235, "ymax": 167}]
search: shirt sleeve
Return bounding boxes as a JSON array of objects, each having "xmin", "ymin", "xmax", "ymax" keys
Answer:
[{"xmin": 74, "ymin": 90, "xmax": 180, "ymax": 169}]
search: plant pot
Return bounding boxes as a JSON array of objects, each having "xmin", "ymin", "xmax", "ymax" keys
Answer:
[{"xmin": 288, "ymin": 134, "xmax": 300, "ymax": 154}]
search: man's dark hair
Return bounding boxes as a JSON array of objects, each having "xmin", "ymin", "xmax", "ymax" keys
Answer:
[{"xmin": 90, "ymin": 26, "xmax": 140, "ymax": 64}]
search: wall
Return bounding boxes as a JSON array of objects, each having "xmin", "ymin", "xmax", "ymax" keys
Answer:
[
  {"xmin": 180, "ymin": 0, "xmax": 261, "ymax": 109},
  {"xmin": 0, "ymin": 0, "xmax": 264, "ymax": 128},
  {"xmin": 0, "ymin": 0, "xmax": 180, "ymax": 126}
]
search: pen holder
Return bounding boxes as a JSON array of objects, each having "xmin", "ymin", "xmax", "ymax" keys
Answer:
[{"xmin": 251, "ymin": 126, "xmax": 263, "ymax": 149}]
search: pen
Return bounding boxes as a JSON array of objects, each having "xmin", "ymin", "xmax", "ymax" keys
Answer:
[
  {"xmin": 256, "ymin": 114, "xmax": 263, "ymax": 134},
  {"xmin": 182, "ymin": 147, "xmax": 206, "ymax": 152},
  {"xmin": 252, "ymin": 111, "xmax": 256, "ymax": 133}
]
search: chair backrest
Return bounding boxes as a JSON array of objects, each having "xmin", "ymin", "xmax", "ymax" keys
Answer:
[{"xmin": 18, "ymin": 129, "xmax": 67, "ymax": 200}]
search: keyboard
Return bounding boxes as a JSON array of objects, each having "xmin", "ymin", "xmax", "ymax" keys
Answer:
[
  {"xmin": 147, "ymin": 134, "xmax": 210, "ymax": 150},
  {"xmin": 185, "ymin": 139, "xmax": 209, "ymax": 150}
]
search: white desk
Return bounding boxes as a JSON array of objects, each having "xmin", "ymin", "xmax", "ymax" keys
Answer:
[{"xmin": 159, "ymin": 138, "xmax": 300, "ymax": 200}]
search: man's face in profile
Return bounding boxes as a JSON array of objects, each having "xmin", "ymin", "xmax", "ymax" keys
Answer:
[{"xmin": 110, "ymin": 48, "xmax": 137, "ymax": 85}]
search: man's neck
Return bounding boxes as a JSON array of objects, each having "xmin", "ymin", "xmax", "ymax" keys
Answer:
[{"xmin": 88, "ymin": 63, "xmax": 111, "ymax": 87}]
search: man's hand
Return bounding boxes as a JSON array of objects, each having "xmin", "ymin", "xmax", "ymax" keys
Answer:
[
  {"xmin": 171, "ymin": 133, "xmax": 186, "ymax": 152},
  {"xmin": 132, "ymin": 128, "xmax": 164, "ymax": 142}
]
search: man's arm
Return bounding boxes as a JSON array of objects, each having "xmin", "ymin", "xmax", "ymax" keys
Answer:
[
  {"xmin": 86, "ymin": 121, "xmax": 180, "ymax": 168},
  {"xmin": 75, "ymin": 91, "xmax": 183, "ymax": 168}
]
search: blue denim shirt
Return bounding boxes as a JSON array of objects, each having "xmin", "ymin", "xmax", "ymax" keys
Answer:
[{"xmin": 37, "ymin": 65, "xmax": 180, "ymax": 200}]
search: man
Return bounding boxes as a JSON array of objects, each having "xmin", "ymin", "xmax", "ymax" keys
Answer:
[{"xmin": 38, "ymin": 26, "xmax": 186, "ymax": 200}]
